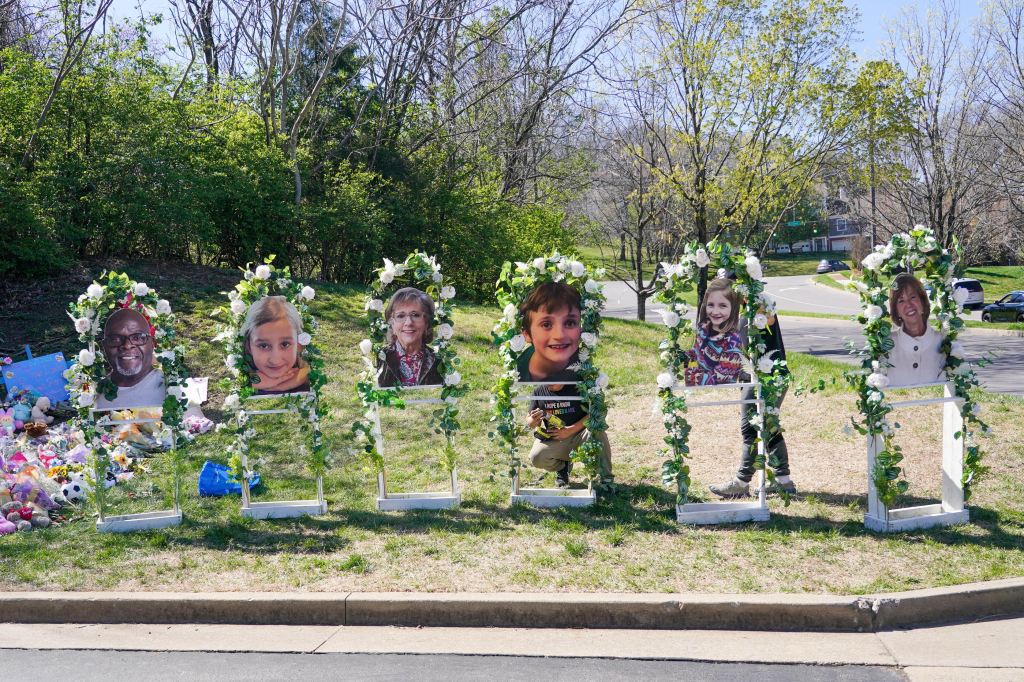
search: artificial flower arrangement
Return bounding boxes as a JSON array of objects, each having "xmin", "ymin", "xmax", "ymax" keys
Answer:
[
  {"xmin": 212, "ymin": 257, "xmax": 329, "ymax": 484},
  {"xmin": 491, "ymin": 254, "xmax": 611, "ymax": 491},
  {"xmin": 653, "ymin": 240, "xmax": 789, "ymax": 504},
  {"xmin": 351, "ymin": 252, "xmax": 468, "ymax": 475},
  {"xmin": 64, "ymin": 272, "xmax": 190, "ymax": 517},
  {"xmin": 846, "ymin": 225, "xmax": 988, "ymax": 506}
]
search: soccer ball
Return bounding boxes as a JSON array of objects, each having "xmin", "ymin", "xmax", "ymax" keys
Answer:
[{"xmin": 61, "ymin": 475, "xmax": 89, "ymax": 504}]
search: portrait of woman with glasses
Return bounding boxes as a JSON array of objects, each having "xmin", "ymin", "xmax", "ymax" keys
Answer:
[
  {"xmin": 377, "ymin": 287, "xmax": 444, "ymax": 387},
  {"xmin": 95, "ymin": 307, "xmax": 166, "ymax": 409}
]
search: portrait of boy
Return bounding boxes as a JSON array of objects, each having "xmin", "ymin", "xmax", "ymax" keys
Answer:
[{"xmin": 516, "ymin": 282, "xmax": 612, "ymax": 487}]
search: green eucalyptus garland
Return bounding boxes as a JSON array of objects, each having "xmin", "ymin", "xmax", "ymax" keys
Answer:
[
  {"xmin": 846, "ymin": 225, "xmax": 989, "ymax": 506},
  {"xmin": 351, "ymin": 252, "xmax": 468, "ymax": 475},
  {"xmin": 213, "ymin": 257, "xmax": 330, "ymax": 483},
  {"xmin": 490, "ymin": 253, "xmax": 611, "ymax": 491},
  {"xmin": 65, "ymin": 272, "xmax": 190, "ymax": 517},
  {"xmin": 653, "ymin": 241, "xmax": 790, "ymax": 505}
]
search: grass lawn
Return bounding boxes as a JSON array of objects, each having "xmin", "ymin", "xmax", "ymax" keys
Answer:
[
  {"xmin": 964, "ymin": 265, "xmax": 1024, "ymax": 303},
  {"xmin": 1, "ymin": 261, "xmax": 1022, "ymax": 594},
  {"xmin": 762, "ymin": 252, "xmax": 853, "ymax": 277}
]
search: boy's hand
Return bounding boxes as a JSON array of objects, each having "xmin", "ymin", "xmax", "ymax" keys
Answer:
[
  {"xmin": 526, "ymin": 408, "xmax": 544, "ymax": 428},
  {"xmin": 547, "ymin": 419, "xmax": 583, "ymax": 441}
]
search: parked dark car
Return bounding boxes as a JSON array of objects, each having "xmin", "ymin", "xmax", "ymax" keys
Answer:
[
  {"xmin": 816, "ymin": 259, "xmax": 850, "ymax": 274},
  {"xmin": 982, "ymin": 290, "xmax": 1024, "ymax": 322}
]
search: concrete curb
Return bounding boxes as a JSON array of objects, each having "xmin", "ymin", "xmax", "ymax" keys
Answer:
[{"xmin": 3, "ymin": 578, "xmax": 1023, "ymax": 632}]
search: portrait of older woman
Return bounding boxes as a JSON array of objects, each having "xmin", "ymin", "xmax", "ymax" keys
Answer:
[
  {"xmin": 96, "ymin": 307, "xmax": 166, "ymax": 409},
  {"xmin": 377, "ymin": 287, "xmax": 443, "ymax": 387},
  {"xmin": 885, "ymin": 273, "xmax": 947, "ymax": 387}
]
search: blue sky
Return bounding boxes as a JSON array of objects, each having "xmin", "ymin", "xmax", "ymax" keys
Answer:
[{"xmin": 108, "ymin": 0, "xmax": 985, "ymax": 61}]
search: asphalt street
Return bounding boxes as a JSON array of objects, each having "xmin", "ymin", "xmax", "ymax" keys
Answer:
[
  {"xmin": 600, "ymin": 277, "xmax": 1022, "ymax": 396},
  {"xmin": 0, "ymin": 650, "xmax": 909, "ymax": 681}
]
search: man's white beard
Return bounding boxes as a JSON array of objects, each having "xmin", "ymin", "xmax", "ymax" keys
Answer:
[{"xmin": 115, "ymin": 358, "xmax": 147, "ymax": 377}]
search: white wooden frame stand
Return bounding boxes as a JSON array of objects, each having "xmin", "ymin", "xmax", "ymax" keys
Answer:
[
  {"xmin": 510, "ymin": 381, "xmax": 596, "ymax": 508},
  {"xmin": 865, "ymin": 382, "xmax": 969, "ymax": 532},
  {"xmin": 91, "ymin": 406, "xmax": 183, "ymax": 533},
  {"xmin": 373, "ymin": 385, "xmax": 460, "ymax": 511},
  {"xmin": 675, "ymin": 382, "xmax": 769, "ymax": 525},
  {"xmin": 240, "ymin": 393, "xmax": 327, "ymax": 520}
]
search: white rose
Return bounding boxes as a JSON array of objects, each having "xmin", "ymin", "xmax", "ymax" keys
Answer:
[
  {"xmin": 656, "ymin": 372, "xmax": 675, "ymax": 389},
  {"xmin": 570, "ymin": 261, "xmax": 586, "ymax": 278},
  {"xmin": 758, "ymin": 292, "xmax": 776, "ymax": 313},
  {"xmin": 77, "ymin": 349, "xmax": 95, "ymax": 367},
  {"xmin": 301, "ymin": 286, "xmax": 316, "ymax": 301},
  {"xmin": 661, "ymin": 310, "xmax": 680, "ymax": 328},
  {"xmin": 440, "ymin": 285, "xmax": 456, "ymax": 300},
  {"xmin": 437, "ymin": 323, "xmax": 454, "ymax": 340},
  {"xmin": 359, "ymin": 339, "xmax": 373, "ymax": 356},
  {"xmin": 157, "ymin": 350, "xmax": 176, "ymax": 362},
  {"xmin": 226, "ymin": 354, "xmax": 239, "ymax": 369},
  {"xmin": 556, "ymin": 258, "xmax": 569, "ymax": 272},
  {"xmin": 864, "ymin": 304, "xmax": 884, "ymax": 322},
  {"xmin": 87, "ymin": 283, "xmax": 104, "ymax": 300},
  {"xmin": 133, "ymin": 282, "xmax": 149, "ymax": 296},
  {"xmin": 581, "ymin": 332, "xmax": 598, "ymax": 348},
  {"xmin": 949, "ymin": 342, "xmax": 965, "ymax": 358},
  {"xmin": 744, "ymin": 255, "xmax": 763, "ymax": 280},
  {"xmin": 694, "ymin": 249, "xmax": 711, "ymax": 268},
  {"xmin": 380, "ymin": 258, "xmax": 397, "ymax": 284},
  {"xmin": 444, "ymin": 371, "xmax": 462, "ymax": 386},
  {"xmin": 74, "ymin": 318, "xmax": 90, "ymax": 333},
  {"xmin": 953, "ymin": 287, "xmax": 969, "ymax": 305},
  {"xmin": 156, "ymin": 299, "xmax": 171, "ymax": 315},
  {"xmin": 432, "ymin": 271, "xmax": 443, "ymax": 283},
  {"xmin": 509, "ymin": 334, "xmax": 527, "ymax": 353},
  {"xmin": 578, "ymin": 348, "xmax": 590, "ymax": 362},
  {"xmin": 533, "ymin": 257, "xmax": 547, "ymax": 270},
  {"xmin": 866, "ymin": 372, "xmax": 889, "ymax": 390},
  {"xmin": 584, "ymin": 279, "xmax": 602, "ymax": 294},
  {"xmin": 503, "ymin": 303, "xmax": 517, "ymax": 322},
  {"xmin": 753, "ymin": 313, "xmax": 768, "ymax": 329},
  {"xmin": 366, "ymin": 298, "xmax": 384, "ymax": 313},
  {"xmin": 882, "ymin": 243, "xmax": 895, "ymax": 259},
  {"xmin": 297, "ymin": 332, "xmax": 312, "ymax": 346},
  {"xmin": 78, "ymin": 392, "xmax": 95, "ymax": 407},
  {"xmin": 595, "ymin": 372, "xmax": 609, "ymax": 389},
  {"xmin": 230, "ymin": 299, "xmax": 247, "ymax": 315},
  {"xmin": 862, "ymin": 252, "xmax": 885, "ymax": 271},
  {"xmin": 255, "ymin": 265, "xmax": 272, "ymax": 280},
  {"xmin": 757, "ymin": 354, "xmax": 775, "ymax": 374},
  {"xmin": 167, "ymin": 385, "xmax": 184, "ymax": 400},
  {"xmin": 224, "ymin": 394, "xmax": 240, "ymax": 411}
]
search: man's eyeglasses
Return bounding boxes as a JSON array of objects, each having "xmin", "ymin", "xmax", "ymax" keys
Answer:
[
  {"xmin": 102, "ymin": 332, "xmax": 152, "ymax": 347},
  {"xmin": 391, "ymin": 312, "xmax": 426, "ymax": 323}
]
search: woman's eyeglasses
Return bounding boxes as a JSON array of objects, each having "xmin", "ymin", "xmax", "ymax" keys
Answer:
[
  {"xmin": 391, "ymin": 312, "xmax": 426, "ymax": 323},
  {"xmin": 102, "ymin": 332, "xmax": 152, "ymax": 347}
]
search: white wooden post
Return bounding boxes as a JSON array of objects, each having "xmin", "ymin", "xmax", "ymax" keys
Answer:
[
  {"xmin": 240, "ymin": 393, "xmax": 328, "ymax": 520},
  {"xmin": 374, "ymin": 386, "xmax": 461, "ymax": 511},
  {"xmin": 863, "ymin": 382, "xmax": 970, "ymax": 532},
  {"xmin": 674, "ymin": 382, "xmax": 770, "ymax": 525},
  {"xmin": 92, "ymin": 406, "xmax": 183, "ymax": 533},
  {"xmin": 508, "ymin": 381, "xmax": 596, "ymax": 508}
]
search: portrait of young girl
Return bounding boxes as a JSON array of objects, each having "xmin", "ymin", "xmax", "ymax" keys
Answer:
[
  {"xmin": 684, "ymin": 277, "xmax": 744, "ymax": 386},
  {"xmin": 242, "ymin": 295, "xmax": 311, "ymax": 395}
]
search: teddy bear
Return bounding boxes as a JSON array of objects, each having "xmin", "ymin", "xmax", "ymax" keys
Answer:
[{"xmin": 31, "ymin": 397, "xmax": 54, "ymax": 425}]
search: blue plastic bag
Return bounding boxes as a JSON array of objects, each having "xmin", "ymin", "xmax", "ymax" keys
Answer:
[{"xmin": 198, "ymin": 460, "xmax": 260, "ymax": 496}]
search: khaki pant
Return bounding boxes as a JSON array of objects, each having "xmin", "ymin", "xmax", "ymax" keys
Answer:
[{"xmin": 529, "ymin": 428, "xmax": 612, "ymax": 477}]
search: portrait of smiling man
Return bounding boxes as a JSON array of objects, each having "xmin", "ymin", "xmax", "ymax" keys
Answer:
[{"xmin": 95, "ymin": 307, "xmax": 166, "ymax": 410}]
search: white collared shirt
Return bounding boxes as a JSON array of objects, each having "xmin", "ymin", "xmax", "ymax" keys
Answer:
[{"xmin": 885, "ymin": 324, "xmax": 946, "ymax": 388}]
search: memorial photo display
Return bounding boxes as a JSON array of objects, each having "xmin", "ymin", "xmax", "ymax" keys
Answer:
[
  {"xmin": 684, "ymin": 278, "xmax": 744, "ymax": 386},
  {"xmin": 885, "ymin": 273, "xmax": 947, "ymax": 388}
]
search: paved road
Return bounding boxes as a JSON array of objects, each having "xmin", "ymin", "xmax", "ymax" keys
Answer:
[
  {"xmin": 0, "ymin": 650, "xmax": 905, "ymax": 681},
  {"xmin": 601, "ymin": 278, "xmax": 1023, "ymax": 396}
]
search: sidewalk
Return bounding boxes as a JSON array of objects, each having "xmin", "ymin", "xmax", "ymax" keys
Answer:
[{"xmin": 1, "ymin": 617, "xmax": 1021, "ymax": 680}]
